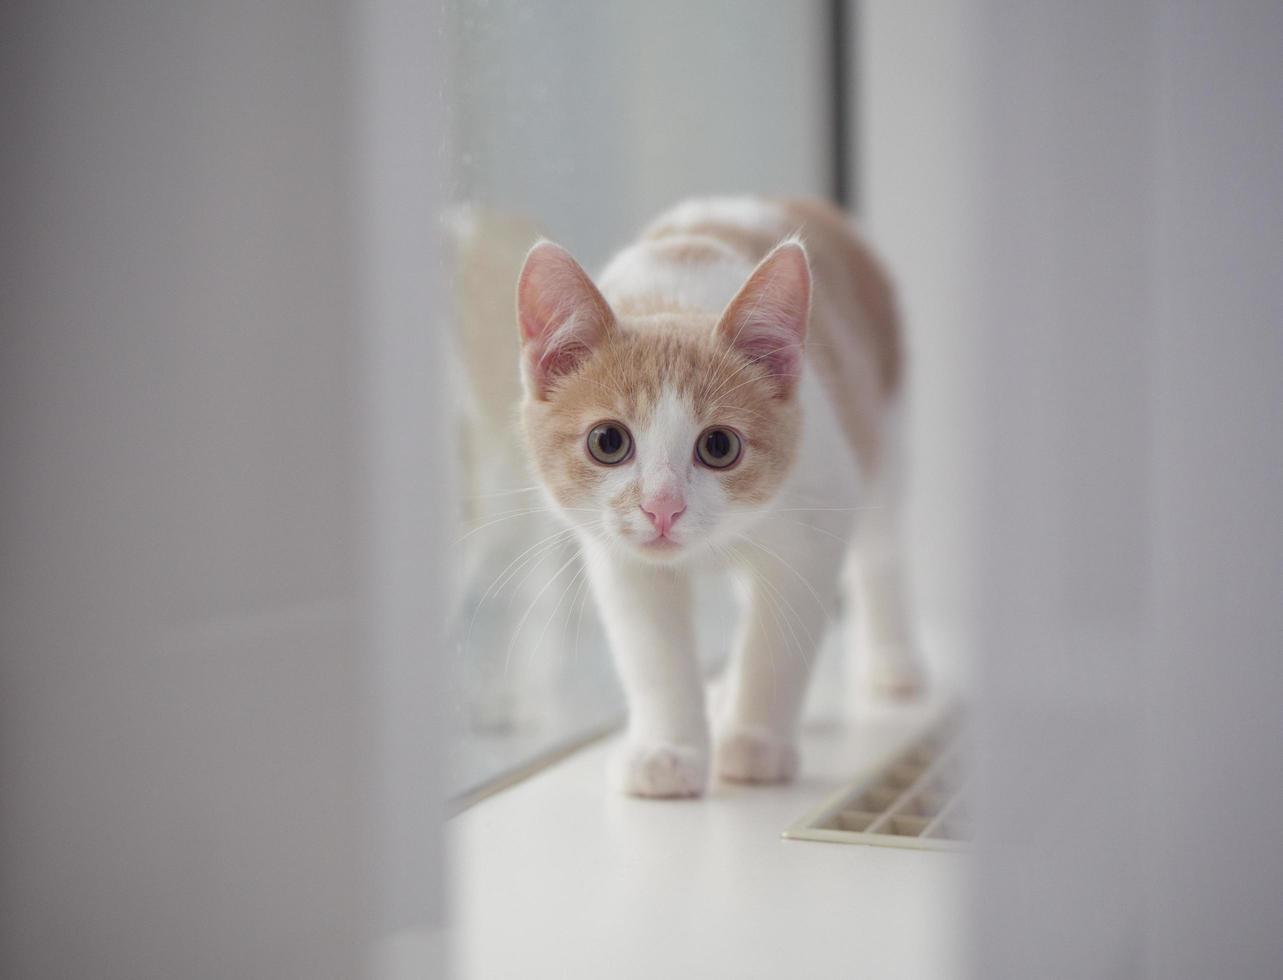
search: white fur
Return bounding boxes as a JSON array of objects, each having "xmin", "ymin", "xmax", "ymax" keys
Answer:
[
  {"xmin": 529, "ymin": 198, "xmax": 920, "ymax": 797},
  {"xmin": 599, "ymin": 199, "xmax": 793, "ymax": 316},
  {"xmin": 598, "ymin": 240, "xmax": 748, "ymax": 313}
]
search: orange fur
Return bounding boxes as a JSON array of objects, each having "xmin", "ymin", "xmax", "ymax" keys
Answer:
[{"xmin": 522, "ymin": 321, "xmax": 798, "ymax": 510}]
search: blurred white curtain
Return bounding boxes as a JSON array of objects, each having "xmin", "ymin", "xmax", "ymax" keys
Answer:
[
  {"xmin": 864, "ymin": 1, "xmax": 1283, "ymax": 977},
  {"xmin": 0, "ymin": 2, "xmax": 450, "ymax": 978}
]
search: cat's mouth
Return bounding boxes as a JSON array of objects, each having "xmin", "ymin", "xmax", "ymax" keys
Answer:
[
  {"xmin": 639, "ymin": 535, "xmax": 682, "ymax": 554},
  {"xmin": 606, "ymin": 519, "xmax": 694, "ymax": 561}
]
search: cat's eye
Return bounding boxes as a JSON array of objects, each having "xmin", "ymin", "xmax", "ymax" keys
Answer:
[
  {"xmin": 695, "ymin": 427, "xmax": 742, "ymax": 469},
  {"xmin": 586, "ymin": 422, "xmax": 633, "ymax": 465}
]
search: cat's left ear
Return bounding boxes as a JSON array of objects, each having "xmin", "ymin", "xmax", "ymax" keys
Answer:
[
  {"xmin": 517, "ymin": 240, "xmax": 615, "ymax": 400},
  {"xmin": 715, "ymin": 239, "xmax": 811, "ymax": 398}
]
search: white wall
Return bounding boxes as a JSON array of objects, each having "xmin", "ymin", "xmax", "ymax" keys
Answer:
[
  {"xmin": 863, "ymin": 1, "xmax": 1283, "ymax": 976},
  {"xmin": 1146, "ymin": 3, "xmax": 1283, "ymax": 975},
  {"xmin": 0, "ymin": 3, "xmax": 451, "ymax": 977}
]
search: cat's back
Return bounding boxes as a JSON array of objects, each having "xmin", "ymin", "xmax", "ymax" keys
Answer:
[{"xmin": 595, "ymin": 204, "xmax": 759, "ymax": 319}]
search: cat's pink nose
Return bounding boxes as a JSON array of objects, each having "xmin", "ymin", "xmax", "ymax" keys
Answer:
[{"xmin": 640, "ymin": 492, "xmax": 686, "ymax": 536}]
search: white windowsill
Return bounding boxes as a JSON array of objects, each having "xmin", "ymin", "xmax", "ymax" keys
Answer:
[{"xmin": 449, "ymin": 660, "xmax": 967, "ymax": 980}]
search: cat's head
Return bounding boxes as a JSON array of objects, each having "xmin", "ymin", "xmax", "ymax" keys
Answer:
[{"xmin": 516, "ymin": 239, "xmax": 810, "ymax": 563}]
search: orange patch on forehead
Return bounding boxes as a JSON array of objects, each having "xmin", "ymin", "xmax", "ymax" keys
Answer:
[{"xmin": 548, "ymin": 324, "xmax": 759, "ymax": 423}]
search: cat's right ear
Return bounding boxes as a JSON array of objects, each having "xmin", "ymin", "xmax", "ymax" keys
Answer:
[{"xmin": 516, "ymin": 241, "xmax": 615, "ymax": 400}]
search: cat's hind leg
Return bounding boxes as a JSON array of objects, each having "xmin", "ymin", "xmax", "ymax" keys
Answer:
[{"xmin": 842, "ymin": 441, "xmax": 927, "ymax": 699}]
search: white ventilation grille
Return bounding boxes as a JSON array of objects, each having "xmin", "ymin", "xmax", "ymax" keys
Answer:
[{"xmin": 784, "ymin": 714, "xmax": 969, "ymax": 851}]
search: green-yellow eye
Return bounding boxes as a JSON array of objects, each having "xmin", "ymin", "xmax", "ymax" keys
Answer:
[
  {"xmin": 587, "ymin": 422, "xmax": 633, "ymax": 465},
  {"xmin": 695, "ymin": 427, "xmax": 742, "ymax": 469}
]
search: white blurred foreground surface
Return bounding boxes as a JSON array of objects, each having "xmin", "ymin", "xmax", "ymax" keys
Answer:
[
  {"xmin": 866, "ymin": 2, "xmax": 1283, "ymax": 977},
  {"xmin": 451, "ymin": 673, "xmax": 965, "ymax": 980},
  {"xmin": 1, "ymin": 2, "xmax": 451, "ymax": 978}
]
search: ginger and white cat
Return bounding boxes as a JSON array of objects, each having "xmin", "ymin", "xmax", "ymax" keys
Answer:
[{"xmin": 516, "ymin": 196, "xmax": 921, "ymax": 797}]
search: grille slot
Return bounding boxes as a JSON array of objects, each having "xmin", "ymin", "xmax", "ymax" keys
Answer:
[{"xmin": 784, "ymin": 714, "xmax": 968, "ymax": 851}]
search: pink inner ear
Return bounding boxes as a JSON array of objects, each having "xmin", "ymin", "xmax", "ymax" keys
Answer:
[
  {"xmin": 717, "ymin": 241, "xmax": 811, "ymax": 394},
  {"xmin": 733, "ymin": 328, "xmax": 804, "ymax": 387},
  {"xmin": 517, "ymin": 241, "xmax": 614, "ymax": 397},
  {"xmin": 535, "ymin": 328, "xmax": 596, "ymax": 380}
]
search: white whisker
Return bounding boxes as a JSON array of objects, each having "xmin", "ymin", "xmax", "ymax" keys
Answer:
[
  {"xmin": 460, "ymin": 521, "xmax": 596, "ymax": 659},
  {"xmin": 726, "ymin": 543, "xmax": 809, "ymax": 667},
  {"xmin": 527, "ymin": 558, "xmax": 587, "ymax": 668},
  {"xmin": 701, "ymin": 342, "xmax": 801, "ymax": 404},
  {"xmin": 456, "ymin": 506, "xmax": 594, "ymax": 543},
  {"xmin": 737, "ymin": 533, "xmax": 831, "ymax": 619},
  {"xmin": 462, "ymin": 485, "xmax": 544, "ymax": 500},
  {"xmin": 504, "ymin": 550, "xmax": 582, "ymax": 676}
]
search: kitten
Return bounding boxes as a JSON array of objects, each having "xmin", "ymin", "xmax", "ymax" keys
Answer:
[{"xmin": 515, "ymin": 197, "xmax": 922, "ymax": 797}]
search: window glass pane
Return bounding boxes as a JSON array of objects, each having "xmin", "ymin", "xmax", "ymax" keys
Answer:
[{"xmin": 446, "ymin": 0, "xmax": 834, "ymax": 796}]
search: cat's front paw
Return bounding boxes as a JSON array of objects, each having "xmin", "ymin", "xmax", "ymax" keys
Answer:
[
  {"xmin": 612, "ymin": 741, "xmax": 708, "ymax": 798},
  {"xmin": 715, "ymin": 726, "xmax": 799, "ymax": 784}
]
